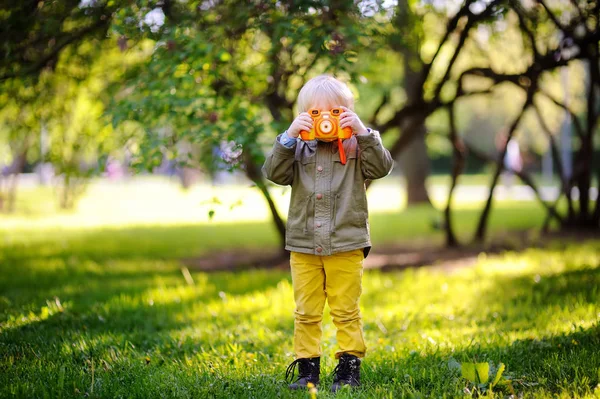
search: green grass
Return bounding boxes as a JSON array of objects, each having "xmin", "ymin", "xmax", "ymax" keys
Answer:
[
  {"xmin": 0, "ymin": 200, "xmax": 550, "ymax": 263},
  {"xmin": 1, "ymin": 180, "xmax": 597, "ymax": 398},
  {"xmin": 1, "ymin": 231, "xmax": 599, "ymax": 398}
]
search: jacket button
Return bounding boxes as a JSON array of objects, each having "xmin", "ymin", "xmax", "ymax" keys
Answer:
[
  {"xmin": 316, "ymin": 247, "xmax": 323, "ymax": 253},
  {"xmin": 316, "ymin": 222, "xmax": 322, "ymax": 228},
  {"xmin": 316, "ymin": 193, "xmax": 323, "ymax": 200},
  {"xmin": 317, "ymin": 166, "xmax": 323, "ymax": 172}
]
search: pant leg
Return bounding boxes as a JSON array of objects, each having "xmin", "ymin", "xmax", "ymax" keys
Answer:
[
  {"xmin": 290, "ymin": 251, "xmax": 327, "ymax": 359},
  {"xmin": 323, "ymin": 249, "xmax": 367, "ymax": 359}
]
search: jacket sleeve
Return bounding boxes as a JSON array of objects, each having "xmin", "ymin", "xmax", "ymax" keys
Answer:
[
  {"xmin": 262, "ymin": 134, "xmax": 296, "ymax": 186},
  {"xmin": 356, "ymin": 130, "xmax": 394, "ymax": 180}
]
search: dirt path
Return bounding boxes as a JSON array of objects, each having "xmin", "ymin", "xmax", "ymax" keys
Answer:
[{"xmin": 181, "ymin": 231, "xmax": 598, "ymax": 273}]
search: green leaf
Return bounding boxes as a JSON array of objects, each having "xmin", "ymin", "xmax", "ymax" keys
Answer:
[
  {"xmin": 475, "ymin": 362, "xmax": 490, "ymax": 384},
  {"xmin": 491, "ymin": 363, "xmax": 505, "ymax": 387},
  {"xmin": 461, "ymin": 363, "xmax": 476, "ymax": 383},
  {"xmin": 462, "ymin": 362, "xmax": 489, "ymax": 384}
]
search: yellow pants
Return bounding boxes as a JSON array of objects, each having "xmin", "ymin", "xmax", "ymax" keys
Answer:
[{"xmin": 290, "ymin": 249, "xmax": 367, "ymax": 359}]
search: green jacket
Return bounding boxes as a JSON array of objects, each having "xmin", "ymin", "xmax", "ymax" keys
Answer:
[{"xmin": 262, "ymin": 131, "xmax": 394, "ymax": 256}]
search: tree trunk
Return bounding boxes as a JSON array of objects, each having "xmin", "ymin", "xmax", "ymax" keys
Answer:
[
  {"xmin": 579, "ymin": 53, "xmax": 599, "ymax": 226},
  {"xmin": 60, "ymin": 174, "xmax": 71, "ymax": 209},
  {"xmin": 398, "ymin": 78, "xmax": 432, "ymax": 205},
  {"xmin": 3, "ymin": 149, "xmax": 28, "ymax": 213},
  {"xmin": 444, "ymin": 107, "xmax": 464, "ymax": 247},
  {"xmin": 593, "ymin": 171, "xmax": 600, "ymax": 225},
  {"xmin": 388, "ymin": 0, "xmax": 432, "ymax": 206},
  {"xmin": 6, "ymin": 174, "xmax": 19, "ymax": 213},
  {"xmin": 474, "ymin": 90, "xmax": 534, "ymax": 242},
  {"xmin": 397, "ymin": 120, "xmax": 432, "ymax": 205},
  {"xmin": 242, "ymin": 148, "xmax": 287, "ymax": 252}
]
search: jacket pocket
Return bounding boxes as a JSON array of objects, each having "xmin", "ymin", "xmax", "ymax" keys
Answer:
[
  {"xmin": 290, "ymin": 154, "xmax": 317, "ymax": 206},
  {"xmin": 353, "ymin": 190, "xmax": 368, "ymax": 228},
  {"xmin": 286, "ymin": 193, "xmax": 314, "ymax": 243},
  {"xmin": 330, "ymin": 190, "xmax": 365, "ymax": 233},
  {"xmin": 331, "ymin": 144, "xmax": 364, "ymax": 230}
]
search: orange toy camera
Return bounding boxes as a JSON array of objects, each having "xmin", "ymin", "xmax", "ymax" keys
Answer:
[
  {"xmin": 300, "ymin": 108, "xmax": 352, "ymax": 142},
  {"xmin": 299, "ymin": 108, "xmax": 352, "ymax": 164}
]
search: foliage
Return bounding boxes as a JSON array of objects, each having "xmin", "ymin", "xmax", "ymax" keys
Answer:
[
  {"xmin": 455, "ymin": 360, "xmax": 512, "ymax": 397},
  {"xmin": 108, "ymin": 1, "xmax": 381, "ymax": 175},
  {"xmin": 0, "ymin": 0, "xmax": 116, "ymax": 82},
  {"xmin": 1, "ymin": 0, "xmax": 598, "ymax": 232}
]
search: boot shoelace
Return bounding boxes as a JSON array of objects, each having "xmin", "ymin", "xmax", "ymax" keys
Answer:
[
  {"xmin": 332, "ymin": 357, "xmax": 354, "ymax": 382},
  {"xmin": 285, "ymin": 358, "xmax": 312, "ymax": 383}
]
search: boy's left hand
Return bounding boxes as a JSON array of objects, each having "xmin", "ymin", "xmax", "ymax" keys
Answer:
[{"xmin": 339, "ymin": 105, "xmax": 368, "ymax": 136}]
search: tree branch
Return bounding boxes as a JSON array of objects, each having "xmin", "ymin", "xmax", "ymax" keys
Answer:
[
  {"xmin": 0, "ymin": 13, "xmax": 112, "ymax": 82},
  {"xmin": 568, "ymin": 0, "xmax": 586, "ymax": 26},
  {"xmin": 510, "ymin": 0, "xmax": 540, "ymax": 61},
  {"xmin": 532, "ymin": 102, "xmax": 575, "ymax": 220},
  {"xmin": 466, "ymin": 140, "xmax": 563, "ymax": 226},
  {"xmin": 537, "ymin": 88, "xmax": 585, "ymax": 140},
  {"xmin": 474, "ymin": 83, "xmax": 537, "ymax": 242},
  {"xmin": 536, "ymin": 0, "xmax": 566, "ymax": 32},
  {"xmin": 431, "ymin": 0, "xmax": 502, "ymax": 102},
  {"xmin": 423, "ymin": 0, "xmax": 474, "ymax": 71},
  {"xmin": 444, "ymin": 102, "xmax": 465, "ymax": 247},
  {"xmin": 369, "ymin": 90, "xmax": 390, "ymax": 130}
]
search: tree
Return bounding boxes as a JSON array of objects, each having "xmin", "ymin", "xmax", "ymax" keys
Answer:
[
  {"xmin": 2, "ymin": 0, "xmax": 597, "ymax": 246},
  {"xmin": 0, "ymin": 80, "xmax": 41, "ymax": 212},
  {"xmin": 109, "ymin": 0, "xmax": 378, "ymax": 249},
  {"xmin": 360, "ymin": 0, "xmax": 598, "ymax": 244},
  {"xmin": 441, "ymin": 0, "xmax": 600, "ymax": 243},
  {"xmin": 385, "ymin": 0, "xmax": 434, "ymax": 205},
  {"xmin": 1, "ymin": 19, "xmax": 134, "ymax": 210},
  {"xmin": 43, "ymin": 52, "xmax": 117, "ymax": 209},
  {"xmin": 0, "ymin": 0, "xmax": 119, "ymax": 83}
]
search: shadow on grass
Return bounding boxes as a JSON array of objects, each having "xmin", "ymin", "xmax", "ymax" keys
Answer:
[
  {"xmin": 0, "ymin": 269, "xmax": 295, "ymax": 379},
  {"xmin": 0, "ymin": 222, "xmax": 282, "ymax": 262},
  {"xmin": 1, "ymin": 256, "xmax": 599, "ymax": 397},
  {"xmin": 0, "ymin": 256, "xmax": 292, "ymax": 359}
]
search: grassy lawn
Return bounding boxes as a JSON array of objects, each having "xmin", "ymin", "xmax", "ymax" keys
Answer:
[
  {"xmin": 1, "ymin": 179, "xmax": 598, "ymax": 398},
  {"xmin": 1, "ymin": 234, "xmax": 599, "ymax": 398}
]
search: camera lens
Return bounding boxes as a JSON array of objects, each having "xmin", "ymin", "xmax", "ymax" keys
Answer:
[{"xmin": 320, "ymin": 120, "xmax": 333, "ymax": 133}]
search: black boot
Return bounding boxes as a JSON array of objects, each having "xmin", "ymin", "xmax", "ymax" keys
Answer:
[
  {"xmin": 285, "ymin": 357, "xmax": 320, "ymax": 390},
  {"xmin": 331, "ymin": 353, "xmax": 361, "ymax": 393}
]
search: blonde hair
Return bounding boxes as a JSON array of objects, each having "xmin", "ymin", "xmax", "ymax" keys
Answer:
[{"xmin": 296, "ymin": 75, "xmax": 354, "ymax": 113}]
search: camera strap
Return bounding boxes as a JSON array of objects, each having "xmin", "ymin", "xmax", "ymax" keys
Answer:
[{"xmin": 337, "ymin": 138, "xmax": 347, "ymax": 165}]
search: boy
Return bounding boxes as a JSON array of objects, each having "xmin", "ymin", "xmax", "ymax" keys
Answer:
[{"xmin": 262, "ymin": 75, "xmax": 393, "ymax": 392}]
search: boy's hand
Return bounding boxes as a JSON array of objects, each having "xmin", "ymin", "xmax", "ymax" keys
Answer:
[
  {"xmin": 339, "ymin": 106, "xmax": 368, "ymax": 136},
  {"xmin": 287, "ymin": 112, "xmax": 313, "ymax": 138}
]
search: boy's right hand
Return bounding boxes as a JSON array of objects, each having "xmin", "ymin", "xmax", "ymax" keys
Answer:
[{"xmin": 287, "ymin": 112, "xmax": 313, "ymax": 138}]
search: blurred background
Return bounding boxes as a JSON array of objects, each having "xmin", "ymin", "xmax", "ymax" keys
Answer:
[{"xmin": 1, "ymin": 1, "xmax": 599, "ymax": 398}]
